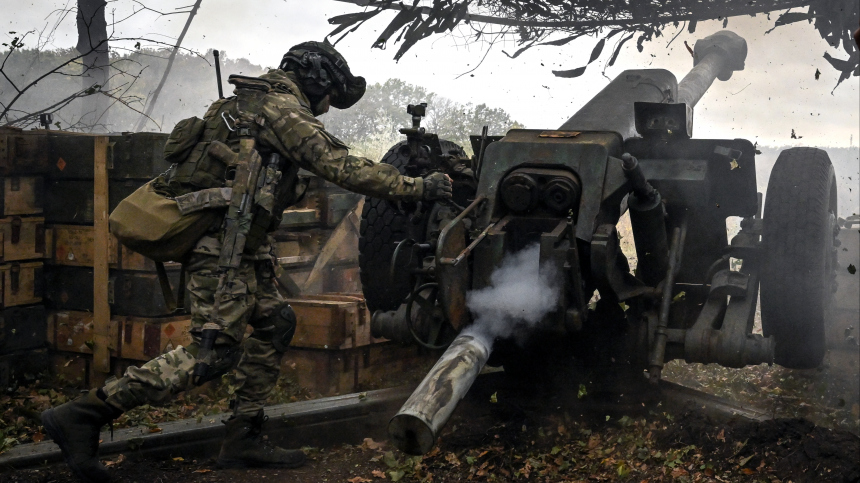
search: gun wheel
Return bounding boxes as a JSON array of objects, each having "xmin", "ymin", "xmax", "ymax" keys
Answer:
[
  {"xmin": 359, "ymin": 139, "xmax": 467, "ymax": 312},
  {"xmin": 761, "ymin": 147, "xmax": 838, "ymax": 369},
  {"xmin": 405, "ymin": 283, "xmax": 457, "ymax": 350}
]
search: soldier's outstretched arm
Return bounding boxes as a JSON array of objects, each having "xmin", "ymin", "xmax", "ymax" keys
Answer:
[{"xmin": 260, "ymin": 105, "xmax": 424, "ymax": 201}]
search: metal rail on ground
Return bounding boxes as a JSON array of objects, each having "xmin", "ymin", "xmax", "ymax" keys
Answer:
[{"xmin": 0, "ymin": 373, "xmax": 769, "ymax": 470}]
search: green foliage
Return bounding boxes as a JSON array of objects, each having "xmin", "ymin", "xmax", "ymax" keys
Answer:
[{"xmin": 322, "ymin": 78, "xmax": 521, "ymax": 158}]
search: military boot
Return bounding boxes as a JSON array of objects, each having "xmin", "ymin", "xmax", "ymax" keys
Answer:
[
  {"xmin": 41, "ymin": 390, "xmax": 122, "ymax": 483},
  {"xmin": 216, "ymin": 409, "xmax": 306, "ymax": 469}
]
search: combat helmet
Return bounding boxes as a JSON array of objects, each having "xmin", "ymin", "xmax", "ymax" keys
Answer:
[{"xmin": 280, "ymin": 40, "xmax": 366, "ymax": 109}]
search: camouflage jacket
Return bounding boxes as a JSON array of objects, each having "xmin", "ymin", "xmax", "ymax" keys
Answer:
[{"xmin": 170, "ymin": 69, "xmax": 423, "ymax": 202}]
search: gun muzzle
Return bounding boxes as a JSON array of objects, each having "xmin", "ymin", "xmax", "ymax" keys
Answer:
[
  {"xmin": 676, "ymin": 30, "xmax": 747, "ymax": 108},
  {"xmin": 388, "ymin": 332, "xmax": 491, "ymax": 455}
]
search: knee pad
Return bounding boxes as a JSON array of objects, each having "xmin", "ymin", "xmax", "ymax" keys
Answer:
[{"xmin": 253, "ymin": 302, "xmax": 296, "ymax": 353}]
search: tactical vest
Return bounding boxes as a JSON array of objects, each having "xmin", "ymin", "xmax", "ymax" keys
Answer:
[{"xmin": 166, "ymin": 76, "xmax": 307, "ymax": 252}]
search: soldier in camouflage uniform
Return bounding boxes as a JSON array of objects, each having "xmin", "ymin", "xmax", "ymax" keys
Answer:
[{"xmin": 42, "ymin": 40, "xmax": 453, "ymax": 483}]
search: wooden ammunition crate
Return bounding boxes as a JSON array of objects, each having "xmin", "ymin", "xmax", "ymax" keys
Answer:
[
  {"xmin": 273, "ymin": 231, "xmax": 325, "ymax": 260},
  {"xmin": 117, "ymin": 244, "xmax": 182, "ymax": 271},
  {"xmin": 49, "ymin": 224, "xmax": 119, "ymax": 266},
  {"xmin": 0, "ymin": 348, "xmax": 48, "ymax": 387},
  {"xmin": 287, "ymin": 293, "xmax": 379, "ymax": 350},
  {"xmin": 273, "ymin": 231, "xmax": 358, "ymax": 265},
  {"xmin": 47, "ymin": 310, "xmax": 119, "ymax": 356},
  {"xmin": 0, "ymin": 176, "xmax": 44, "ymax": 216},
  {"xmin": 321, "ymin": 191, "xmax": 362, "ymax": 227},
  {"xmin": 49, "ymin": 224, "xmax": 182, "ymax": 270},
  {"xmin": 0, "ymin": 304, "xmax": 47, "ymax": 354},
  {"xmin": 0, "ymin": 216, "xmax": 48, "ymax": 262},
  {"xmin": 280, "ymin": 342, "xmax": 438, "ymax": 397},
  {"xmin": 118, "ymin": 314, "xmax": 193, "ymax": 361},
  {"xmin": 278, "ymin": 187, "xmax": 323, "ymax": 229},
  {"xmin": 0, "ymin": 261, "xmax": 44, "ymax": 307},
  {"xmin": 47, "ymin": 310, "xmax": 192, "ymax": 361},
  {"xmin": 45, "ymin": 266, "xmax": 184, "ymax": 316},
  {"xmin": 48, "ymin": 132, "xmax": 171, "ymax": 180},
  {"xmin": 323, "ymin": 265, "xmax": 361, "ymax": 293},
  {"xmin": 0, "ymin": 128, "xmax": 51, "ymax": 175},
  {"xmin": 44, "ymin": 179, "xmax": 141, "ymax": 225}
]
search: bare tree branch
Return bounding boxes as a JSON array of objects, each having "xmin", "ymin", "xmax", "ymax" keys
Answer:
[
  {"xmin": 134, "ymin": 0, "xmax": 202, "ymax": 131},
  {"xmin": 1, "ymin": 0, "xmax": 205, "ymax": 130}
]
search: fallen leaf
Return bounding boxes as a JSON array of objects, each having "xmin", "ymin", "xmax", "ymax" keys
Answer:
[
  {"xmin": 672, "ymin": 291, "xmax": 686, "ymax": 303},
  {"xmin": 104, "ymin": 454, "xmax": 126, "ymax": 467},
  {"xmin": 362, "ymin": 438, "xmax": 385, "ymax": 451},
  {"xmin": 173, "ymin": 457, "xmax": 184, "ymax": 461},
  {"xmin": 348, "ymin": 477, "xmax": 372, "ymax": 483},
  {"xmin": 738, "ymin": 454, "xmax": 755, "ymax": 467},
  {"xmin": 372, "ymin": 469, "xmax": 387, "ymax": 479},
  {"xmin": 671, "ymin": 467, "xmax": 689, "ymax": 477},
  {"xmin": 716, "ymin": 429, "xmax": 725, "ymax": 442},
  {"xmin": 489, "ymin": 392, "xmax": 498, "ymax": 404},
  {"xmin": 149, "ymin": 427, "xmax": 162, "ymax": 433},
  {"xmin": 730, "ymin": 159, "xmax": 739, "ymax": 170},
  {"xmin": 194, "ymin": 469, "xmax": 212, "ymax": 473},
  {"xmin": 31, "ymin": 432, "xmax": 44, "ymax": 443},
  {"xmin": 741, "ymin": 468, "xmax": 756, "ymax": 475}
]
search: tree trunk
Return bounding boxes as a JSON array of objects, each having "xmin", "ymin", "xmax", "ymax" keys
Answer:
[{"xmin": 77, "ymin": 0, "xmax": 110, "ymax": 132}]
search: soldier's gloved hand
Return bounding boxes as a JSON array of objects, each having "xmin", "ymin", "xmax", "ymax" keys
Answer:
[{"xmin": 422, "ymin": 172, "xmax": 453, "ymax": 201}]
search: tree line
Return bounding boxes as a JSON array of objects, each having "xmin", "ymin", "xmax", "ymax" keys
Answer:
[{"xmin": 0, "ymin": 47, "xmax": 519, "ymax": 158}]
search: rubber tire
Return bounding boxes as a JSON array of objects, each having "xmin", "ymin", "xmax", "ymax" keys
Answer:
[
  {"xmin": 359, "ymin": 140, "xmax": 467, "ymax": 313},
  {"xmin": 761, "ymin": 147, "xmax": 837, "ymax": 369}
]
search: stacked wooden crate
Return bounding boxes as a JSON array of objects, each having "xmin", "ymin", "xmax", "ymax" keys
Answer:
[
  {"xmin": 0, "ymin": 128, "xmax": 52, "ymax": 387},
  {"xmin": 273, "ymin": 177, "xmax": 364, "ymax": 294},
  {"xmin": 279, "ymin": 293, "xmax": 436, "ymax": 396},
  {"xmin": 2, "ymin": 127, "xmax": 434, "ymax": 395},
  {"xmin": 42, "ymin": 131, "xmax": 193, "ymax": 386}
]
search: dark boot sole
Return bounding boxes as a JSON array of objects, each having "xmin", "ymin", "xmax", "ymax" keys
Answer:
[
  {"xmin": 216, "ymin": 457, "xmax": 306, "ymax": 469},
  {"xmin": 42, "ymin": 408, "xmax": 112, "ymax": 483}
]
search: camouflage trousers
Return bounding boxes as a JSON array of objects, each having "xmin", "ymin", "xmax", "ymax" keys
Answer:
[{"xmin": 102, "ymin": 252, "xmax": 285, "ymax": 415}]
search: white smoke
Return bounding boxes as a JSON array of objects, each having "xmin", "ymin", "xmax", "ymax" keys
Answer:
[{"xmin": 464, "ymin": 243, "xmax": 561, "ymax": 346}]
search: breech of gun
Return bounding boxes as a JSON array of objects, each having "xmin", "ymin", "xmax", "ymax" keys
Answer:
[{"xmin": 388, "ymin": 332, "xmax": 492, "ymax": 455}]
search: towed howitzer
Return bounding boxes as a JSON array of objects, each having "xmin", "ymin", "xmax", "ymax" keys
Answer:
[{"xmin": 359, "ymin": 30, "xmax": 841, "ymax": 455}]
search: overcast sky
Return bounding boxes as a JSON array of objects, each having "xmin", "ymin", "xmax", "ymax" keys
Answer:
[{"xmin": 4, "ymin": 0, "xmax": 859, "ymax": 147}]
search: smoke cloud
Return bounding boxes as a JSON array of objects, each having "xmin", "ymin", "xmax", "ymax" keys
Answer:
[{"xmin": 464, "ymin": 243, "xmax": 561, "ymax": 346}]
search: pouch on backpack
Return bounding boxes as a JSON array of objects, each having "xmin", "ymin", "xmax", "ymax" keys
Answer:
[{"xmin": 163, "ymin": 116, "xmax": 206, "ymax": 164}]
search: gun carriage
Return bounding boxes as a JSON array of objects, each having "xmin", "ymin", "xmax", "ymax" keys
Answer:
[{"xmin": 358, "ymin": 30, "xmax": 840, "ymax": 455}]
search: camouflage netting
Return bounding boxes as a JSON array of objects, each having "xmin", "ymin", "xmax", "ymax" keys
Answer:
[{"xmin": 330, "ymin": 0, "xmax": 858, "ymax": 86}]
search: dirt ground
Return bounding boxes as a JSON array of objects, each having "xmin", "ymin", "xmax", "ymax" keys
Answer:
[{"xmin": 2, "ymin": 375, "xmax": 858, "ymax": 483}]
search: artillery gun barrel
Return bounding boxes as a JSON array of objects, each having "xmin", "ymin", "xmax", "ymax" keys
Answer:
[
  {"xmin": 559, "ymin": 30, "xmax": 746, "ymax": 139},
  {"xmin": 676, "ymin": 30, "xmax": 747, "ymax": 108},
  {"xmin": 389, "ymin": 332, "xmax": 492, "ymax": 455}
]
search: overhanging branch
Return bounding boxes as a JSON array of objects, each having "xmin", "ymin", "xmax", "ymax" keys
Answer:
[{"xmin": 329, "ymin": 0, "xmax": 812, "ymax": 28}]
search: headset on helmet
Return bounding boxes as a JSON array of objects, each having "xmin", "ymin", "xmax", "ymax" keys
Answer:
[{"xmin": 280, "ymin": 40, "xmax": 366, "ymax": 109}]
